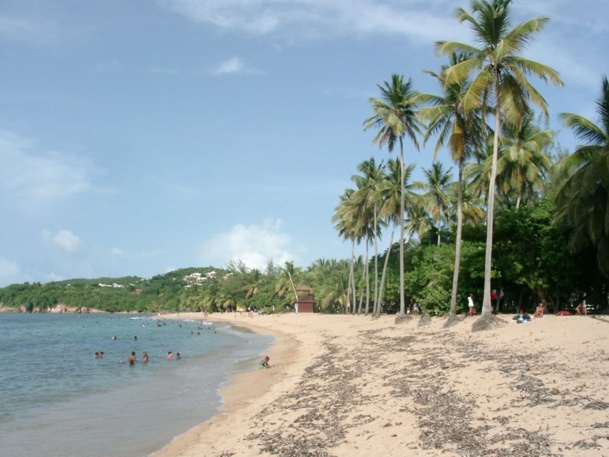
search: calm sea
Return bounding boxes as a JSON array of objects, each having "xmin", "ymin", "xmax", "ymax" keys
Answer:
[{"xmin": 0, "ymin": 313, "xmax": 273, "ymax": 457}]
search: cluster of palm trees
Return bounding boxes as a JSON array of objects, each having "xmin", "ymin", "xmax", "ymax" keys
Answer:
[{"xmin": 333, "ymin": 0, "xmax": 608, "ymax": 328}]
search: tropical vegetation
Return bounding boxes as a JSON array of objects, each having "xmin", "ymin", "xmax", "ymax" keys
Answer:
[{"xmin": 2, "ymin": 0, "xmax": 608, "ymax": 324}]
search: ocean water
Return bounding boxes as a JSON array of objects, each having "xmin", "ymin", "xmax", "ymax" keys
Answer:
[{"xmin": 0, "ymin": 313, "xmax": 273, "ymax": 457}]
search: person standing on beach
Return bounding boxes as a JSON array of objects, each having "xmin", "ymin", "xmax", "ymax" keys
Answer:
[{"xmin": 468, "ymin": 294, "xmax": 475, "ymax": 316}]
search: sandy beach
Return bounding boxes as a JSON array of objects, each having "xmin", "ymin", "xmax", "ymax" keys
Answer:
[{"xmin": 152, "ymin": 312, "xmax": 609, "ymax": 457}]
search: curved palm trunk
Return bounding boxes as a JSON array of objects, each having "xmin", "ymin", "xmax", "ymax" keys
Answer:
[
  {"xmin": 475, "ymin": 97, "xmax": 501, "ymax": 329},
  {"xmin": 364, "ymin": 242, "xmax": 370, "ymax": 314},
  {"xmin": 399, "ymin": 140, "xmax": 406, "ymax": 315},
  {"xmin": 375, "ymin": 227, "xmax": 395, "ymax": 316},
  {"xmin": 447, "ymin": 158, "xmax": 464, "ymax": 325},
  {"xmin": 357, "ymin": 266, "xmax": 366, "ymax": 314},
  {"xmin": 347, "ymin": 239, "xmax": 356, "ymax": 314},
  {"xmin": 373, "ymin": 205, "xmax": 379, "ymax": 316}
]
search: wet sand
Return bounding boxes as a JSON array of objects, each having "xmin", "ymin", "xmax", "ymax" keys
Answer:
[{"xmin": 152, "ymin": 312, "xmax": 609, "ymax": 457}]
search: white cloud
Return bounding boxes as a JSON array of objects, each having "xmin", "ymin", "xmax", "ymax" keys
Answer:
[
  {"xmin": 0, "ymin": 130, "xmax": 99, "ymax": 203},
  {"xmin": 157, "ymin": 0, "xmax": 465, "ymax": 43},
  {"xmin": 201, "ymin": 219, "xmax": 296, "ymax": 270},
  {"xmin": 212, "ymin": 56, "xmax": 255, "ymax": 75},
  {"xmin": 110, "ymin": 247, "xmax": 125, "ymax": 258},
  {"xmin": 43, "ymin": 229, "xmax": 84, "ymax": 255}
]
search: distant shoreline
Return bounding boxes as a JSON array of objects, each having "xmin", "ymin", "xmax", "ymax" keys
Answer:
[{"xmin": 0, "ymin": 306, "xmax": 134, "ymax": 314}]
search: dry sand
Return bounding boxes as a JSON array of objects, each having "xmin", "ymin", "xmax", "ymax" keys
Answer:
[{"xmin": 151, "ymin": 312, "xmax": 609, "ymax": 457}]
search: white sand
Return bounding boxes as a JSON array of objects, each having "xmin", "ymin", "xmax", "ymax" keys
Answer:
[{"xmin": 151, "ymin": 312, "xmax": 609, "ymax": 456}]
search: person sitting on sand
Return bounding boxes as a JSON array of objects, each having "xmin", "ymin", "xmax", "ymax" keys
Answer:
[
  {"xmin": 576, "ymin": 302, "xmax": 588, "ymax": 315},
  {"xmin": 533, "ymin": 302, "xmax": 545, "ymax": 318},
  {"xmin": 259, "ymin": 356, "xmax": 270, "ymax": 369},
  {"xmin": 513, "ymin": 309, "xmax": 531, "ymax": 323}
]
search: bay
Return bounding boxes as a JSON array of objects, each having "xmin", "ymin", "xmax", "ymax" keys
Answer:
[{"xmin": 0, "ymin": 313, "xmax": 272, "ymax": 457}]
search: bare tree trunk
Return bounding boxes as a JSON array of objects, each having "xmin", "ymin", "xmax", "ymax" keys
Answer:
[
  {"xmin": 375, "ymin": 228, "xmax": 395, "ymax": 316},
  {"xmin": 473, "ymin": 98, "xmax": 502, "ymax": 332},
  {"xmin": 364, "ymin": 241, "xmax": 370, "ymax": 314},
  {"xmin": 446, "ymin": 158, "xmax": 464, "ymax": 328},
  {"xmin": 358, "ymin": 264, "xmax": 366, "ymax": 314},
  {"xmin": 351, "ymin": 241, "xmax": 357, "ymax": 313},
  {"xmin": 373, "ymin": 205, "xmax": 379, "ymax": 316},
  {"xmin": 399, "ymin": 140, "xmax": 406, "ymax": 314}
]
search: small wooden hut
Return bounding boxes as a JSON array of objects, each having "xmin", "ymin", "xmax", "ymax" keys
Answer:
[{"xmin": 295, "ymin": 285, "xmax": 316, "ymax": 313}]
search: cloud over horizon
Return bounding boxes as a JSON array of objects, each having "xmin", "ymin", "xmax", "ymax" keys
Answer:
[
  {"xmin": 0, "ymin": 130, "xmax": 100, "ymax": 205},
  {"xmin": 201, "ymin": 219, "xmax": 296, "ymax": 271},
  {"xmin": 42, "ymin": 229, "xmax": 84, "ymax": 255}
]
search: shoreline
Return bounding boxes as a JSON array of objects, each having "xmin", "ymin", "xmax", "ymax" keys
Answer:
[
  {"xmin": 151, "ymin": 313, "xmax": 311, "ymax": 457},
  {"xmin": 152, "ymin": 313, "xmax": 609, "ymax": 457}
]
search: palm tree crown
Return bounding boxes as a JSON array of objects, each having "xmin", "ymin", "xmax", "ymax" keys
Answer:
[
  {"xmin": 554, "ymin": 76, "xmax": 609, "ymax": 276},
  {"xmin": 364, "ymin": 74, "xmax": 423, "ymax": 315}
]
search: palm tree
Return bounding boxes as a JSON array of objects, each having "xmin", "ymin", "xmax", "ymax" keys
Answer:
[
  {"xmin": 420, "ymin": 161, "xmax": 453, "ymax": 246},
  {"xmin": 316, "ymin": 260, "xmax": 351, "ymax": 313},
  {"xmin": 436, "ymin": 0, "xmax": 563, "ymax": 330},
  {"xmin": 352, "ymin": 158, "xmax": 386, "ymax": 314},
  {"xmin": 419, "ymin": 51, "xmax": 487, "ymax": 324},
  {"xmin": 497, "ymin": 112, "xmax": 554, "ymax": 208},
  {"xmin": 449, "ymin": 177, "xmax": 485, "ymax": 227},
  {"xmin": 275, "ymin": 261, "xmax": 301, "ymax": 306},
  {"xmin": 364, "ymin": 74, "xmax": 423, "ymax": 315},
  {"xmin": 554, "ymin": 76, "xmax": 609, "ymax": 276},
  {"xmin": 242, "ymin": 268, "xmax": 263, "ymax": 299},
  {"xmin": 332, "ymin": 188, "xmax": 360, "ymax": 313},
  {"xmin": 375, "ymin": 159, "xmax": 418, "ymax": 316}
]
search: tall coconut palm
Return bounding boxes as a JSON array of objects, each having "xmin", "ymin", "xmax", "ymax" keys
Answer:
[
  {"xmin": 419, "ymin": 51, "xmax": 487, "ymax": 324},
  {"xmin": 364, "ymin": 74, "xmax": 423, "ymax": 315},
  {"xmin": 333, "ymin": 188, "xmax": 364, "ymax": 313},
  {"xmin": 554, "ymin": 76, "xmax": 609, "ymax": 276},
  {"xmin": 448, "ymin": 178, "xmax": 486, "ymax": 227},
  {"xmin": 497, "ymin": 112, "xmax": 554, "ymax": 208},
  {"xmin": 275, "ymin": 261, "xmax": 301, "ymax": 306},
  {"xmin": 352, "ymin": 158, "xmax": 386, "ymax": 314},
  {"xmin": 436, "ymin": 0, "xmax": 563, "ymax": 330},
  {"xmin": 242, "ymin": 268, "xmax": 263, "ymax": 299},
  {"xmin": 420, "ymin": 161, "xmax": 453, "ymax": 246},
  {"xmin": 375, "ymin": 159, "xmax": 418, "ymax": 316}
]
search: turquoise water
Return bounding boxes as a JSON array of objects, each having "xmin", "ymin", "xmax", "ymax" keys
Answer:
[{"xmin": 0, "ymin": 313, "xmax": 272, "ymax": 457}]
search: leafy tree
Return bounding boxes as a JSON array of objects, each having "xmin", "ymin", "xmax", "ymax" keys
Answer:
[
  {"xmin": 496, "ymin": 112, "xmax": 554, "ymax": 209},
  {"xmin": 436, "ymin": 0, "xmax": 563, "ymax": 330},
  {"xmin": 364, "ymin": 74, "xmax": 424, "ymax": 315},
  {"xmin": 419, "ymin": 52, "xmax": 488, "ymax": 325},
  {"xmin": 554, "ymin": 76, "xmax": 609, "ymax": 276}
]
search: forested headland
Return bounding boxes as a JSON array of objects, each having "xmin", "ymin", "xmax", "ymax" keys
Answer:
[{"xmin": 0, "ymin": 200, "xmax": 606, "ymax": 316}]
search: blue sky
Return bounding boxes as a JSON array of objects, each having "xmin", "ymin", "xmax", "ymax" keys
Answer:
[{"xmin": 0, "ymin": 0, "xmax": 607, "ymax": 286}]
